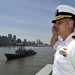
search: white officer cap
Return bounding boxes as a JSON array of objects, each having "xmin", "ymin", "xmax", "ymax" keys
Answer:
[{"xmin": 52, "ymin": 5, "xmax": 75, "ymax": 23}]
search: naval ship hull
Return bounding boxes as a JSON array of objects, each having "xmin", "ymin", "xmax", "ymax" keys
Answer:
[{"xmin": 5, "ymin": 52, "xmax": 36, "ymax": 60}]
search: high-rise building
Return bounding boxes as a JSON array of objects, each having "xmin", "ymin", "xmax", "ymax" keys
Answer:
[
  {"xmin": 36, "ymin": 39, "xmax": 41, "ymax": 44},
  {"xmin": 12, "ymin": 35, "xmax": 16, "ymax": 44},
  {"xmin": 24, "ymin": 39, "xmax": 27, "ymax": 43},
  {"xmin": 8, "ymin": 34, "xmax": 12, "ymax": 44}
]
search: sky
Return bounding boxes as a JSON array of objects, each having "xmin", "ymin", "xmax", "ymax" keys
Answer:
[{"xmin": 0, "ymin": 0, "xmax": 75, "ymax": 44}]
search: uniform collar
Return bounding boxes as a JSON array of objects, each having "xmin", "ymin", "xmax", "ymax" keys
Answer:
[{"xmin": 63, "ymin": 32, "xmax": 75, "ymax": 45}]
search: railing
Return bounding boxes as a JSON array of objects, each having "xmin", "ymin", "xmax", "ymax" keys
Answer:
[{"xmin": 35, "ymin": 64, "xmax": 53, "ymax": 75}]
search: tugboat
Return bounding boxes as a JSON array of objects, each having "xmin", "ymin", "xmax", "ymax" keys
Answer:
[{"xmin": 4, "ymin": 46, "xmax": 36, "ymax": 60}]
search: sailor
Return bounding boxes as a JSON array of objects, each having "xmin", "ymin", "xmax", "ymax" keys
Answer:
[{"xmin": 50, "ymin": 5, "xmax": 75, "ymax": 75}]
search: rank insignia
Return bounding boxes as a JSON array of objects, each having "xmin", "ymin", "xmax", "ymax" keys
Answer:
[
  {"xmin": 63, "ymin": 48, "xmax": 67, "ymax": 50},
  {"xmin": 59, "ymin": 50, "xmax": 67, "ymax": 57}
]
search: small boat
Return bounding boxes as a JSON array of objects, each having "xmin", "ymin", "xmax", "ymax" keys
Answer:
[{"xmin": 4, "ymin": 46, "xmax": 37, "ymax": 60}]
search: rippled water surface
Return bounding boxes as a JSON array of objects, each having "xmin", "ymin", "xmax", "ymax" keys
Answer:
[{"xmin": 0, "ymin": 46, "xmax": 55, "ymax": 75}]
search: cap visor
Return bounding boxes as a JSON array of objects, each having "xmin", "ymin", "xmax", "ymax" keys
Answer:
[{"xmin": 52, "ymin": 15, "xmax": 72, "ymax": 23}]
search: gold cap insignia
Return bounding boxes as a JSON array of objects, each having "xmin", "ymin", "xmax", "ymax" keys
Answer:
[{"xmin": 63, "ymin": 48, "xmax": 67, "ymax": 50}]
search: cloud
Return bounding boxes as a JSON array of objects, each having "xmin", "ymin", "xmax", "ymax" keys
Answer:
[{"xmin": 0, "ymin": 0, "xmax": 57, "ymax": 44}]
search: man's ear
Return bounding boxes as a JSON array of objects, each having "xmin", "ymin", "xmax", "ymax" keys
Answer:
[{"xmin": 68, "ymin": 20, "xmax": 74, "ymax": 28}]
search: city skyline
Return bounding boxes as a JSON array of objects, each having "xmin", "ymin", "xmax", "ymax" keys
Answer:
[
  {"xmin": 0, "ymin": 33, "xmax": 44, "ymax": 44},
  {"xmin": 0, "ymin": 0, "xmax": 75, "ymax": 44}
]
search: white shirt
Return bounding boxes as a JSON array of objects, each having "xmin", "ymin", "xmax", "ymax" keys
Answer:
[{"xmin": 52, "ymin": 32, "xmax": 75, "ymax": 75}]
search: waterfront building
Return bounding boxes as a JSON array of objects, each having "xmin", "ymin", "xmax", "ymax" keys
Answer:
[
  {"xmin": 12, "ymin": 35, "xmax": 16, "ymax": 44},
  {"xmin": 8, "ymin": 34, "xmax": 12, "ymax": 44}
]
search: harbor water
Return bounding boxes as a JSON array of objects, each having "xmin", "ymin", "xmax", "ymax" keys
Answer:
[{"xmin": 0, "ymin": 46, "xmax": 55, "ymax": 75}]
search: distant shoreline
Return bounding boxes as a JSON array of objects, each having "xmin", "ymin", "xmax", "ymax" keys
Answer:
[{"xmin": 0, "ymin": 44, "xmax": 51, "ymax": 47}]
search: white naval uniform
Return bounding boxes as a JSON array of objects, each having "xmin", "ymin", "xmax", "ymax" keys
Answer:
[{"xmin": 52, "ymin": 32, "xmax": 75, "ymax": 75}]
